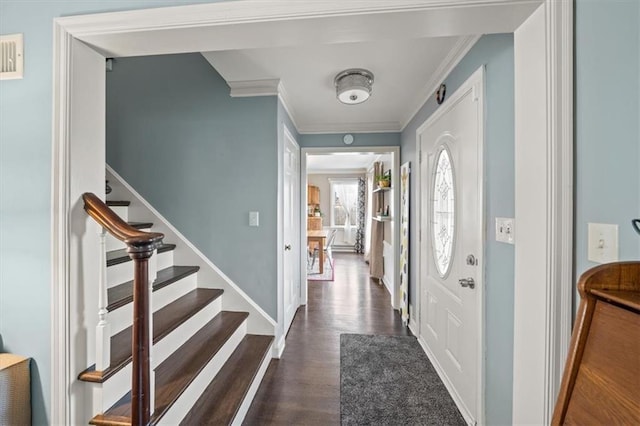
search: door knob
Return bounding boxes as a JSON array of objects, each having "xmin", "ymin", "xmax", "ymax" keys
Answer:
[
  {"xmin": 285, "ymin": 245, "xmax": 291, "ymax": 251},
  {"xmin": 459, "ymin": 277, "xmax": 475, "ymax": 289}
]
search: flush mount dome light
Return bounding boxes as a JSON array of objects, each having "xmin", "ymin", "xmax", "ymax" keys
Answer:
[{"xmin": 334, "ymin": 68, "xmax": 374, "ymax": 105}]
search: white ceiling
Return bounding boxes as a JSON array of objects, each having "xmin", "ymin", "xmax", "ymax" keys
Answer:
[
  {"xmin": 202, "ymin": 36, "xmax": 466, "ymax": 133},
  {"xmin": 307, "ymin": 152, "xmax": 389, "ymax": 173},
  {"xmin": 67, "ymin": 0, "xmax": 538, "ymax": 135}
]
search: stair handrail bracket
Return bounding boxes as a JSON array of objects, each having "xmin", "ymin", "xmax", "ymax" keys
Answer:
[{"xmin": 83, "ymin": 192, "xmax": 164, "ymax": 425}]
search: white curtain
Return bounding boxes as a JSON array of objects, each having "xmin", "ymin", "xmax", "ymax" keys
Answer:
[{"xmin": 335, "ymin": 182, "xmax": 357, "ymax": 244}]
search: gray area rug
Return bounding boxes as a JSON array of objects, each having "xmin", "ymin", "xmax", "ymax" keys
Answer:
[{"xmin": 340, "ymin": 334, "xmax": 465, "ymax": 426}]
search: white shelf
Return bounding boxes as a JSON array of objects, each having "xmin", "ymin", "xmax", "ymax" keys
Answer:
[
  {"xmin": 374, "ymin": 216, "xmax": 392, "ymax": 222},
  {"xmin": 373, "ymin": 186, "xmax": 392, "ymax": 193}
]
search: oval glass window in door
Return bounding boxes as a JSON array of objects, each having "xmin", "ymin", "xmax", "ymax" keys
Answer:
[{"xmin": 432, "ymin": 146, "xmax": 455, "ymax": 277}]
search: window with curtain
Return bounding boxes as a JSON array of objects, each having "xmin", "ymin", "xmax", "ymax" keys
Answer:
[{"xmin": 330, "ymin": 179, "xmax": 359, "ymax": 237}]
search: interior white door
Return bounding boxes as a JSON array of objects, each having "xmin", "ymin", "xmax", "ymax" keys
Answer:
[
  {"xmin": 283, "ymin": 128, "xmax": 300, "ymax": 334},
  {"xmin": 418, "ymin": 69, "xmax": 484, "ymax": 423}
]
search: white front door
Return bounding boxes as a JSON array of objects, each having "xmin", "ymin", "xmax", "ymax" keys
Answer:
[
  {"xmin": 418, "ymin": 68, "xmax": 484, "ymax": 423},
  {"xmin": 283, "ymin": 127, "xmax": 300, "ymax": 334}
]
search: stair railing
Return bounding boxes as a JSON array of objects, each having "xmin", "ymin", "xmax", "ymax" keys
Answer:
[{"xmin": 83, "ymin": 192, "xmax": 164, "ymax": 425}]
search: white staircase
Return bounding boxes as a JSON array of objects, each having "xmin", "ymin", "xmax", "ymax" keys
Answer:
[{"xmin": 77, "ymin": 168, "xmax": 276, "ymax": 425}]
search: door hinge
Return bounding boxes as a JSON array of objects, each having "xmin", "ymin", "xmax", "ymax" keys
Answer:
[{"xmin": 419, "ymin": 150, "xmax": 422, "ymax": 164}]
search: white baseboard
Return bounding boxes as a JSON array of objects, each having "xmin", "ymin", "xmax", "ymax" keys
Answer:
[
  {"xmin": 408, "ymin": 318, "xmax": 418, "ymax": 337},
  {"xmin": 416, "ymin": 335, "xmax": 474, "ymax": 425},
  {"xmin": 231, "ymin": 341, "xmax": 273, "ymax": 426},
  {"xmin": 272, "ymin": 334, "xmax": 285, "ymax": 359}
]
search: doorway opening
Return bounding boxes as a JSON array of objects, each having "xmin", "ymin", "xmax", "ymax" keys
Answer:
[{"xmin": 301, "ymin": 147, "xmax": 400, "ymax": 309}]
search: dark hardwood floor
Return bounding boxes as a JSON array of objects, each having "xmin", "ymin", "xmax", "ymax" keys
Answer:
[{"xmin": 244, "ymin": 252, "xmax": 411, "ymax": 425}]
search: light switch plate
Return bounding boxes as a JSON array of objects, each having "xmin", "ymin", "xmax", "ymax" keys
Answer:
[
  {"xmin": 587, "ymin": 223, "xmax": 618, "ymax": 263},
  {"xmin": 496, "ymin": 217, "xmax": 515, "ymax": 244},
  {"xmin": 249, "ymin": 211, "xmax": 259, "ymax": 227}
]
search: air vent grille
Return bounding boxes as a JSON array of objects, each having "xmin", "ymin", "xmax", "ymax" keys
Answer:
[{"xmin": 0, "ymin": 34, "xmax": 24, "ymax": 80}]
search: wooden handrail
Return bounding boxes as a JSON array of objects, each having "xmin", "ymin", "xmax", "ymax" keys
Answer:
[
  {"xmin": 83, "ymin": 192, "xmax": 164, "ymax": 426},
  {"xmin": 83, "ymin": 192, "xmax": 163, "ymax": 247}
]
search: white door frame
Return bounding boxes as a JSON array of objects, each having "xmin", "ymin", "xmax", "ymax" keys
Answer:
[
  {"xmin": 51, "ymin": 1, "xmax": 572, "ymax": 424},
  {"xmin": 300, "ymin": 146, "xmax": 401, "ymax": 308},
  {"xmin": 416, "ymin": 66, "xmax": 485, "ymax": 424},
  {"xmin": 278, "ymin": 123, "xmax": 301, "ymax": 355}
]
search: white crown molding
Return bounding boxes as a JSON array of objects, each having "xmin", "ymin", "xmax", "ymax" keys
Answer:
[
  {"xmin": 298, "ymin": 121, "xmax": 402, "ymax": 134},
  {"xmin": 400, "ymin": 34, "xmax": 481, "ymax": 130},
  {"xmin": 225, "ymin": 79, "xmax": 302, "ymax": 132},
  {"xmin": 227, "ymin": 79, "xmax": 280, "ymax": 97},
  {"xmin": 277, "ymin": 84, "xmax": 301, "ymax": 131}
]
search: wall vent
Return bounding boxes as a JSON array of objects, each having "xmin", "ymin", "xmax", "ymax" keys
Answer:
[{"xmin": 0, "ymin": 34, "xmax": 24, "ymax": 80}]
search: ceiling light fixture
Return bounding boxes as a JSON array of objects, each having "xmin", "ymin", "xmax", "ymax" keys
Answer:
[{"xmin": 334, "ymin": 68, "xmax": 374, "ymax": 105}]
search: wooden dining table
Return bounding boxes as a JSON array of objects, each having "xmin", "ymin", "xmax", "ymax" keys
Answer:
[{"xmin": 307, "ymin": 230, "xmax": 329, "ymax": 274}]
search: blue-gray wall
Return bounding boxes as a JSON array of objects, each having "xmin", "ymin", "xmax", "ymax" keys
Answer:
[
  {"xmin": 400, "ymin": 34, "xmax": 515, "ymax": 425},
  {"xmin": 300, "ymin": 132, "xmax": 400, "ymax": 147},
  {"xmin": 575, "ymin": 0, "xmax": 640, "ymax": 284},
  {"xmin": 107, "ymin": 53, "xmax": 279, "ymax": 318}
]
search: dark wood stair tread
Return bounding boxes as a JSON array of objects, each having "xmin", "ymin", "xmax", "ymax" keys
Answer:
[
  {"xmin": 107, "ymin": 243, "xmax": 175, "ymax": 267},
  {"xmin": 79, "ymin": 288, "xmax": 223, "ymax": 383},
  {"xmin": 107, "ymin": 265, "xmax": 200, "ymax": 312},
  {"xmin": 89, "ymin": 311, "xmax": 250, "ymax": 425},
  {"xmin": 180, "ymin": 334, "xmax": 274, "ymax": 425},
  {"xmin": 106, "ymin": 200, "xmax": 130, "ymax": 207}
]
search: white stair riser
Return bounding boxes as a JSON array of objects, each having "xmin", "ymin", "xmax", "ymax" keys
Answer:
[
  {"xmin": 152, "ymin": 296, "xmax": 222, "ymax": 369},
  {"xmin": 109, "ymin": 274, "xmax": 198, "ymax": 336},
  {"xmin": 157, "ymin": 321, "xmax": 248, "ymax": 425},
  {"xmin": 231, "ymin": 341, "xmax": 273, "ymax": 426},
  {"xmin": 107, "ymin": 250, "xmax": 173, "ymax": 288},
  {"xmin": 156, "ymin": 250, "xmax": 174, "ymax": 271},
  {"xmin": 99, "ymin": 297, "xmax": 223, "ymax": 412},
  {"xmin": 106, "ymin": 227, "xmax": 151, "ymax": 252},
  {"xmin": 109, "ymin": 205, "xmax": 129, "ymax": 222}
]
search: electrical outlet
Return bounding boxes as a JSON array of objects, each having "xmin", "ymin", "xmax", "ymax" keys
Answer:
[
  {"xmin": 249, "ymin": 211, "xmax": 259, "ymax": 227},
  {"xmin": 496, "ymin": 217, "xmax": 515, "ymax": 244}
]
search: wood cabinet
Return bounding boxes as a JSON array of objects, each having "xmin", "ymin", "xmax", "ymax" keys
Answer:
[
  {"xmin": 552, "ymin": 261, "xmax": 640, "ymax": 425},
  {"xmin": 308, "ymin": 185, "xmax": 320, "ymax": 206}
]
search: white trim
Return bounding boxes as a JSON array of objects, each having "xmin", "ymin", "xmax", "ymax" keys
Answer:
[
  {"xmin": 232, "ymin": 340, "xmax": 273, "ymax": 425},
  {"xmin": 272, "ymin": 334, "xmax": 286, "ymax": 359},
  {"xmin": 55, "ymin": 1, "xmax": 541, "ymax": 41},
  {"xmin": 106, "ymin": 165, "xmax": 277, "ymax": 328},
  {"xmin": 512, "ymin": 1, "xmax": 573, "ymax": 424},
  {"xmin": 277, "ymin": 85, "xmax": 300, "ymax": 131},
  {"xmin": 400, "ymin": 35, "xmax": 481, "ymax": 130},
  {"xmin": 227, "ymin": 78, "xmax": 281, "ymax": 97},
  {"xmin": 408, "ymin": 317, "xmax": 419, "ymax": 337},
  {"xmin": 51, "ymin": 21, "xmax": 72, "ymax": 426},
  {"xmin": 415, "ymin": 66, "xmax": 485, "ymax": 424},
  {"xmin": 278, "ymin": 123, "xmax": 301, "ymax": 358},
  {"xmin": 301, "ymin": 146, "xmax": 401, "ymax": 309},
  {"xmin": 416, "ymin": 334, "xmax": 474, "ymax": 425}
]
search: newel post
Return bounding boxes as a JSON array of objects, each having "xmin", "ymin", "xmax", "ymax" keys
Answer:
[{"xmin": 128, "ymin": 242, "xmax": 156, "ymax": 426}]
